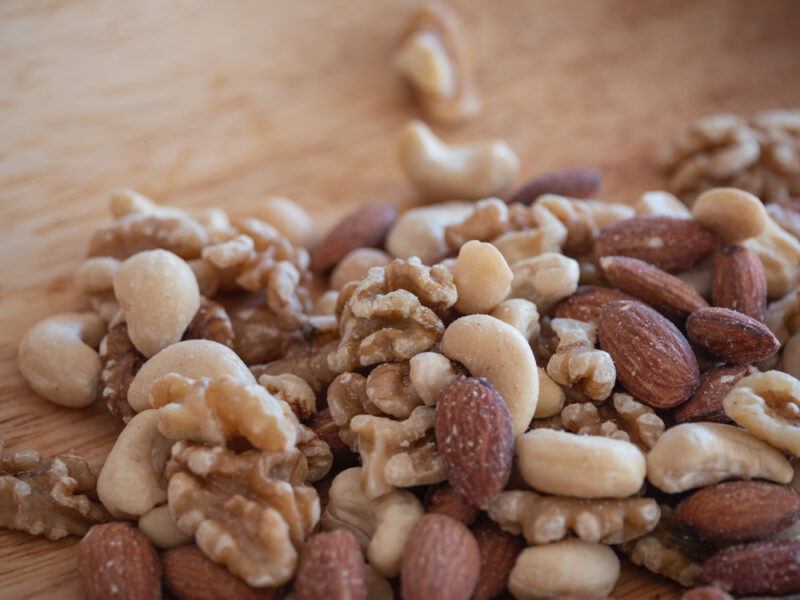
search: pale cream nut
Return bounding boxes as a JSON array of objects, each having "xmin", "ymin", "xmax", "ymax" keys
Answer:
[
  {"xmin": 635, "ymin": 191, "xmax": 693, "ymax": 219},
  {"xmin": 74, "ymin": 257, "xmax": 120, "ymax": 295},
  {"xmin": 187, "ymin": 258, "xmax": 220, "ymax": 298},
  {"xmin": 783, "ymin": 332, "xmax": 800, "ymax": 379},
  {"xmin": 249, "ymin": 196, "xmax": 316, "ymax": 247},
  {"xmin": 508, "ymin": 540, "xmax": 620, "ymax": 600},
  {"xmin": 453, "ymin": 240, "xmax": 513, "ymax": 314},
  {"xmin": 138, "ymin": 504, "xmax": 193, "ymax": 549},
  {"xmin": 258, "ymin": 373, "xmax": 317, "ymax": 421},
  {"xmin": 534, "ymin": 367, "xmax": 565, "ymax": 419},
  {"xmin": 646, "ymin": 422, "xmax": 793, "ymax": 493},
  {"xmin": 516, "ymin": 429, "xmax": 646, "ymax": 498},
  {"xmin": 386, "ymin": 201, "xmax": 473, "ymax": 259},
  {"xmin": 18, "ymin": 312, "xmax": 106, "ymax": 408},
  {"xmin": 767, "ymin": 288, "xmax": 800, "ymax": 344},
  {"xmin": 546, "ymin": 318, "xmax": 616, "ymax": 402},
  {"xmin": 490, "ymin": 298, "xmax": 540, "ymax": 341},
  {"xmin": 409, "ymin": 351, "xmax": 460, "ymax": 406},
  {"xmin": 444, "ymin": 198, "xmax": 508, "ymax": 250},
  {"xmin": 744, "ymin": 212, "xmax": 800, "ymax": 298},
  {"xmin": 441, "ymin": 314, "xmax": 539, "ymax": 436},
  {"xmin": 330, "ymin": 248, "xmax": 392, "ymax": 291},
  {"xmin": 692, "ymin": 187, "xmax": 767, "ymax": 243},
  {"xmin": 113, "ymin": 249, "xmax": 200, "ymax": 357},
  {"xmin": 313, "ymin": 290, "xmax": 339, "ymax": 317},
  {"xmin": 510, "ymin": 252, "xmax": 579, "ymax": 312}
]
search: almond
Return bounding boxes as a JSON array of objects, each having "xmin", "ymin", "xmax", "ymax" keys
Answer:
[
  {"xmin": 680, "ymin": 587, "xmax": 733, "ymax": 600},
  {"xmin": 675, "ymin": 481, "xmax": 800, "ymax": 543},
  {"xmin": 599, "ymin": 255, "xmax": 708, "ymax": 319},
  {"xmin": 700, "ymin": 540, "xmax": 800, "ymax": 595},
  {"xmin": 686, "ymin": 307, "xmax": 780, "ymax": 365},
  {"xmin": 593, "ymin": 216, "xmax": 717, "ymax": 273},
  {"xmin": 506, "ymin": 167, "xmax": 602, "ymax": 205},
  {"xmin": 424, "ymin": 482, "xmax": 479, "ymax": 526},
  {"xmin": 711, "ymin": 245, "xmax": 767, "ymax": 322},
  {"xmin": 295, "ymin": 530, "xmax": 368, "ymax": 600},
  {"xmin": 311, "ymin": 203, "xmax": 397, "ymax": 272},
  {"xmin": 552, "ymin": 285, "xmax": 638, "ymax": 324},
  {"xmin": 435, "ymin": 377, "xmax": 514, "ymax": 509},
  {"xmin": 78, "ymin": 522, "xmax": 161, "ymax": 600},
  {"xmin": 598, "ymin": 300, "xmax": 699, "ymax": 408},
  {"xmin": 401, "ymin": 514, "xmax": 481, "ymax": 600},
  {"xmin": 675, "ymin": 365, "xmax": 752, "ymax": 424},
  {"xmin": 471, "ymin": 518, "xmax": 524, "ymax": 600},
  {"xmin": 163, "ymin": 545, "xmax": 281, "ymax": 600}
]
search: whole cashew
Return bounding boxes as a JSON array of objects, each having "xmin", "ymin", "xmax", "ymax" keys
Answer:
[
  {"xmin": 441, "ymin": 314, "xmax": 538, "ymax": 436},
  {"xmin": 692, "ymin": 187, "xmax": 767, "ymax": 243},
  {"xmin": 453, "ymin": 240, "xmax": 513, "ymax": 314},
  {"xmin": 127, "ymin": 339, "xmax": 255, "ymax": 412},
  {"xmin": 386, "ymin": 201, "xmax": 473, "ymax": 259},
  {"xmin": 409, "ymin": 352, "xmax": 459, "ymax": 406},
  {"xmin": 113, "ymin": 249, "xmax": 200, "ymax": 357},
  {"xmin": 18, "ymin": 312, "xmax": 106, "ymax": 408},
  {"xmin": 398, "ymin": 120, "xmax": 519, "ymax": 201},
  {"xmin": 138, "ymin": 504, "xmax": 193, "ymax": 549},
  {"xmin": 97, "ymin": 409, "xmax": 174, "ymax": 518},
  {"xmin": 646, "ymin": 422, "xmax": 793, "ymax": 493}
]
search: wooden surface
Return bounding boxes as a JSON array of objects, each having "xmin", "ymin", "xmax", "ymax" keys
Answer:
[{"xmin": 1, "ymin": 1, "xmax": 799, "ymax": 598}]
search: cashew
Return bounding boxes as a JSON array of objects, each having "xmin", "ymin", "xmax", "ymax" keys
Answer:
[
  {"xmin": 127, "ymin": 339, "xmax": 255, "ymax": 412},
  {"xmin": 453, "ymin": 240, "xmax": 513, "ymax": 314},
  {"xmin": 408, "ymin": 352, "xmax": 459, "ymax": 406},
  {"xmin": 488, "ymin": 298, "xmax": 540, "ymax": 341},
  {"xmin": 508, "ymin": 540, "xmax": 620, "ymax": 600},
  {"xmin": 74, "ymin": 257, "xmax": 120, "ymax": 295},
  {"xmin": 138, "ymin": 504, "xmax": 193, "ymax": 549},
  {"xmin": 97, "ymin": 409, "xmax": 174, "ymax": 518},
  {"xmin": 321, "ymin": 467, "xmax": 424, "ymax": 578},
  {"xmin": 744, "ymin": 211, "xmax": 800, "ymax": 298},
  {"xmin": 18, "ymin": 312, "xmax": 106, "ymax": 408},
  {"xmin": 386, "ymin": 201, "xmax": 473, "ymax": 259},
  {"xmin": 313, "ymin": 290, "xmax": 339, "ymax": 316},
  {"xmin": 441, "ymin": 314, "xmax": 538, "ymax": 436},
  {"xmin": 187, "ymin": 258, "xmax": 220, "ymax": 297},
  {"xmin": 646, "ymin": 422, "xmax": 793, "ymax": 493},
  {"xmin": 249, "ymin": 196, "xmax": 316, "ymax": 247},
  {"xmin": 398, "ymin": 120, "xmax": 519, "ymax": 201},
  {"xmin": 114, "ymin": 249, "xmax": 200, "ymax": 357},
  {"xmin": 692, "ymin": 187, "xmax": 767, "ymax": 243},
  {"xmin": 635, "ymin": 190, "xmax": 692, "ymax": 219},
  {"xmin": 510, "ymin": 252, "xmax": 579, "ymax": 311},
  {"xmin": 330, "ymin": 248, "xmax": 392, "ymax": 291},
  {"xmin": 534, "ymin": 367, "xmax": 565, "ymax": 418},
  {"xmin": 110, "ymin": 188, "xmax": 165, "ymax": 218}
]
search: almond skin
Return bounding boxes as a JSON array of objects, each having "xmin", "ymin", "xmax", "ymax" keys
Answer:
[
  {"xmin": 78, "ymin": 522, "xmax": 161, "ymax": 600},
  {"xmin": 295, "ymin": 530, "xmax": 367, "ymax": 600},
  {"xmin": 435, "ymin": 377, "xmax": 514, "ymax": 510},
  {"xmin": 593, "ymin": 216, "xmax": 717, "ymax": 273},
  {"xmin": 471, "ymin": 518, "xmax": 524, "ymax": 600},
  {"xmin": 552, "ymin": 285, "xmax": 638, "ymax": 324},
  {"xmin": 599, "ymin": 255, "xmax": 708, "ymax": 319},
  {"xmin": 712, "ymin": 245, "xmax": 767, "ymax": 322},
  {"xmin": 163, "ymin": 545, "xmax": 281, "ymax": 600},
  {"xmin": 675, "ymin": 365, "xmax": 752, "ymax": 424},
  {"xmin": 506, "ymin": 167, "xmax": 602, "ymax": 205},
  {"xmin": 675, "ymin": 481, "xmax": 800, "ymax": 543},
  {"xmin": 311, "ymin": 203, "xmax": 397, "ymax": 272},
  {"xmin": 680, "ymin": 587, "xmax": 733, "ymax": 600},
  {"xmin": 401, "ymin": 514, "xmax": 481, "ymax": 600},
  {"xmin": 686, "ymin": 307, "xmax": 780, "ymax": 365},
  {"xmin": 598, "ymin": 300, "xmax": 699, "ymax": 408},
  {"xmin": 424, "ymin": 482, "xmax": 480, "ymax": 526},
  {"xmin": 700, "ymin": 540, "xmax": 800, "ymax": 595}
]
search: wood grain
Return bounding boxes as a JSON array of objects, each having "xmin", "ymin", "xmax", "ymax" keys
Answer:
[{"xmin": 1, "ymin": 0, "xmax": 799, "ymax": 598}]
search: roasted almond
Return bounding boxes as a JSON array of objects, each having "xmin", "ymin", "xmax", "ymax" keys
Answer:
[
  {"xmin": 680, "ymin": 587, "xmax": 733, "ymax": 600},
  {"xmin": 435, "ymin": 377, "xmax": 514, "ymax": 509},
  {"xmin": 700, "ymin": 540, "xmax": 800, "ymax": 595},
  {"xmin": 424, "ymin": 482, "xmax": 480, "ymax": 526},
  {"xmin": 552, "ymin": 285, "xmax": 638, "ymax": 324},
  {"xmin": 686, "ymin": 307, "xmax": 780, "ymax": 365},
  {"xmin": 471, "ymin": 518, "xmax": 524, "ymax": 600},
  {"xmin": 401, "ymin": 514, "xmax": 481, "ymax": 600},
  {"xmin": 78, "ymin": 522, "xmax": 161, "ymax": 600},
  {"xmin": 163, "ymin": 545, "xmax": 281, "ymax": 600},
  {"xmin": 506, "ymin": 167, "xmax": 602, "ymax": 205},
  {"xmin": 599, "ymin": 255, "xmax": 708, "ymax": 319},
  {"xmin": 675, "ymin": 365, "xmax": 752, "ymax": 424},
  {"xmin": 675, "ymin": 481, "xmax": 800, "ymax": 543},
  {"xmin": 598, "ymin": 300, "xmax": 699, "ymax": 408},
  {"xmin": 593, "ymin": 216, "xmax": 717, "ymax": 273},
  {"xmin": 295, "ymin": 530, "xmax": 367, "ymax": 600},
  {"xmin": 311, "ymin": 203, "xmax": 397, "ymax": 272},
  {"xmin": 711, "ymin": 245, "xmax": 767, "ymax": 322}
]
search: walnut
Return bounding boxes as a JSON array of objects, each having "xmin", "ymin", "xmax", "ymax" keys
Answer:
[
  {"xmin": 254, "ymin": 335, "xmax": 340, "ymax": 394},
  {"xmin": 327, "ymin": 372, "xmax": 381, "ymax": 451},
  {"xmin": 444, "ymin": 198, "xmax": 509, "ymax": 249},
  {"xmin": 232, "ymin": 305, "xmax": 302, "ymax": 365},
  {"xmin": 258, "ymin": 373, "xmax": 317, "ymax": 421},
  {"xmin": 327, "ymin": 258, "xmax": 457, "ymax": 373},
  {"xmin": 561, "ymin": 394, "xmax": 664, "ymax": 451},
  {"xmin": 350, "ymin": 405, "xmax": 446, "ymax": 499},
  {"xmin": 89, "ymin": 212, "xmax": 209, "ymax": 260},
  {"xmin": 532, "ymin": 195, "xmax": 601, "ymax": 256},
  {"xmin": 766, "ymin": 288, "xmax": 800, "ymax": 345},
  {"xmin": 561, "ymin": 402, "xmax": 629, "ymax": 442},
  {"xmin": 166, "ymin": 441, "xmax": 319, "ymax": 587},
  {"xmin": 366, "ymin": 362, "xmax": 423, "ymax": 418},
  {"xmin": 0, "ymin": 445, "xmax": 109, "ymax": 540},
  {"xmin": 489, "ymin": 490, "xmax": 660, "ymax": 545},
  {"xmin": 546, "ymin": 318, "xmax": 615, "ymax": 402},
  {"xmin": 182, "ymin": 297, "xmax": 235, "ymax": 349},
  {"xmin": 294, "ymin": 420, "xmax": 333, "ymax": 483},
  {"xmin": 613, "ymin": 392, "xmax": 665, "ymax": 450}
]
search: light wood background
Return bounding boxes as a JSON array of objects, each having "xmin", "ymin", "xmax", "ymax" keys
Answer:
[{"xmin": 1, "ymin": 1, "xmax": 799, "ymax": 598}]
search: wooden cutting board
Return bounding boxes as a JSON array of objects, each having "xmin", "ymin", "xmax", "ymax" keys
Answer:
[{"xmin": 2, "ymin": 1, "xmax": 799, "ymax": 597}]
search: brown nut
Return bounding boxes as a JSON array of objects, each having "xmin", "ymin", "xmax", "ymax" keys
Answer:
[
  {"xmin": 294, "ymin": 530, "xmax": 368, "ymax": 600},
  {"xmin": 686, "ymin": 307, "xmax": 780, "ymax": 365},
  {"xmin": 711, "ymin": 245, "xmax": 767, "ymax": 322},
  {"xmin": 507, "ymin": 167, "xmax": 602, "ymax": 205},
  {"xmin": 700, "ymin": 540, "xmax": 800, "ymax": 595}
]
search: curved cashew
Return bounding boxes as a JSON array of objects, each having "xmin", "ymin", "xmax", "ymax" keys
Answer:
[
  {"xmin": 408, "ymin": 352, "xmax": 459, "ymax": 406},
  {"xmin": 97, "ymin": 409, "xmax": 174, "ymax": 518},
  {"xmin": 18, "ymin": 312, "xmax": 106, "ymax": 408},
  {"xmin": 692, "ymin": 187, "xmax": 767, "ymax": 243},
  {"xmin": 453, "ymin": 240, "xmax": 512, "ymax": 314},
  {"xmin": 516, "ymin": 429, "xmax": 646, "ymax": 498},
  {"xmin": 398, "ymin": 120, "xmax": 519, "ymax": 201},
  {"xmin": 114, "ymin": 249, "xmax": 200, "ymax": 357},
  {"xmin": 321, "ymin": 467, "xmax": 424, "ymax": 578},
  {"xmin": 386, "ymin": 201, "xmax": 473, "ymax": 259},
  {"xmin": 490, "ymin": 298, "xmax": 540, "ymax": 340},
  {"xmin": 138, "ymin": 504, "xmax": 193, "ymax": 549},
  {"xmin": 646, "ymin": 422, "xmax": 793, "ymax": 493},
  {"xmin": 534, "ymin": 367, "xmax": 565, "ymax": 418},
  {"xmin": 441, "ymin": 314, "xmax": 538, "ymax": 436},
  {"xmin": 127, "ymin": 339, "xmax": 255, "ymax": 412}
]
